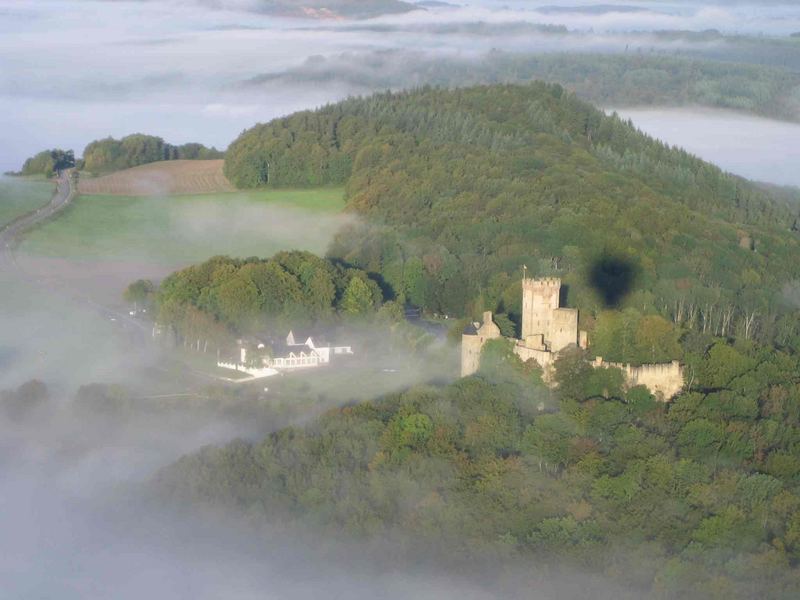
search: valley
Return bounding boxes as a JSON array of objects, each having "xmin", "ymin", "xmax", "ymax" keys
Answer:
[{"xmin": 3, "ymin": 1, "xmax": 800, "ymax": 599}]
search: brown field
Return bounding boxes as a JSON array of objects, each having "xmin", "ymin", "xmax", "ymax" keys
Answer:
[{"xmin": 78, "ymin": 160, "xmax": 235, "ymax": 196}]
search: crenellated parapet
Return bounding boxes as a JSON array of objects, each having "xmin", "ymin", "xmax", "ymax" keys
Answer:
[{"xmin": 522, "ymin": 276, "xmax": 562, "ymax": 288}]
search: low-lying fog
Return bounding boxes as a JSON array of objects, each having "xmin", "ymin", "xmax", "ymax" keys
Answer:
[
  {"xmin": 2, "ymin": 1, "xmax": 799, "ymax": 597},
  {"xmin": 3, "ymin": 0, "xmax": 800, "ymax": 172},
  {"xmin": 614, "ymin": 107, "xmax": 800, "ymax": 188},
  {"xmin": 0, "ymin": 376, "xmax": 500, "ymax": 600}
]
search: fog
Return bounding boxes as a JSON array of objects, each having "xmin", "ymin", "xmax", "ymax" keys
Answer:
[
  {"xmin": 614, "ymin": 107, "xmax": 800, "ymax": 188},
  {"xmin": 2, "ymin": 1, "xmax": 800, "ymax": 597},
  {"xmin": 3, "ymin": 0, "xmax": 800, "ymax": 172},
  {"xmin": 0, "ymin": 380, "xmax": 510, "ymax": 600}
]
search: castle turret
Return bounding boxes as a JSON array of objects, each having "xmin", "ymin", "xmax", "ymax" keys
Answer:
[
  {"xmin": 520, "ymin": 276, "xmax": 579, "ymax": 352},
  {"xmin": 461, "ymin": 311, "xmax": 501, "ymax": 377}
]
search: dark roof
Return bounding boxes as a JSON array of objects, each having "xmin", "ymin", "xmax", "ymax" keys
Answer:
[
  {"xmin": 463, "ymin": 323, "xmax": 479, "ymax": 335},
  {"xmin": 288, "ymin": 329, "xmax": 311, "ymax": 339}
]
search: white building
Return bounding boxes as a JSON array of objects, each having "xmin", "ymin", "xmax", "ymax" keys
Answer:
[{"xmin": 217, "ymin": 330, "xmax": 353, "ymax": 379}]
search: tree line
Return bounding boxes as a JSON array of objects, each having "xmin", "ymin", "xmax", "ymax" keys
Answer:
[
  {"xmin": 82, "ymin": 134, "xmax": 223, "ymax": 174},
  {"xmin": 15, "ymin": 134, "xmax": 224, "ymax": 177}
]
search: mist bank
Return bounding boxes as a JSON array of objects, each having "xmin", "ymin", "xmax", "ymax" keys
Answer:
[
  {"xmin": 247, "ymin": 49, "xmax": 800, "ymax": 123},
  {"xmin": 4, "ymin": 0, "xmax": 800, "ymax": 172},
  {"xmin": 0, "ymin": 373, "xmax": 518, "ymax": 600},
  {"xmin": 614, "ymin": 107, "xmax": 800, "ymax": 188}
]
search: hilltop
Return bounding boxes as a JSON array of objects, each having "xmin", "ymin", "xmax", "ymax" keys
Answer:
[
  {"xmin": 224, "ymin": 83, "xmax": 800, "ymax": 352},
  {"xmin": 147, "ymin": 85, "xmax": 800, "ymax": 600}
]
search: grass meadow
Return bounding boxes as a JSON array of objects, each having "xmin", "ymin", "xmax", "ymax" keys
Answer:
[
  {"xmin": 0, "ymin": 176, "xmax": 54, "ymax": 228},
  {"xmin": 20, "ymin": 187, "xmax": 347, "ymax": 265}
]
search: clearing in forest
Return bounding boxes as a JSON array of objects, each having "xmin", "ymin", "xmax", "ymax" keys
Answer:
[{"xmin": 78, "ymin": 160, "xmax": 235, "ymax": 196}]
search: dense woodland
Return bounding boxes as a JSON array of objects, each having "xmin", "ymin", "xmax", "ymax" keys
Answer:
[
  {"xmin": 81, "ymin": 134, "xmax": 223, "ymax": 174},
  {"xmin": 157, "ymin": 335, "xmax": 800, "ymax": 598},
  {"xmin": 258, "ymin": 50, "xmax": 800, "ymax": 122},
  {"xmin": 154, "ymin": 251, "xmax": 384, "ymax": 349},
  {"xmin": 142, "ymin": 83, "xmax": 800, "ymax": 597},
  {"xmin": 224, "ymin": 83, "xmax": 800, "ymax": 360}
]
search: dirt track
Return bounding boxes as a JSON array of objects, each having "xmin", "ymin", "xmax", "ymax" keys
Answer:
[{"xmin": 78, "ymin": 159, "xmax": 235, "ymax": 196}]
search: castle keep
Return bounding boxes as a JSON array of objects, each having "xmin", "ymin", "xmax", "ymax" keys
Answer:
[{"xmin": 461, "ymin": 275, "xmax": 684, "ymax": 400}]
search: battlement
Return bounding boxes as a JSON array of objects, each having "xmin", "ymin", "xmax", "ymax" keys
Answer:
[{"xmin": 522, "ymin": 277, "xmax": 562, "ymax": 289}]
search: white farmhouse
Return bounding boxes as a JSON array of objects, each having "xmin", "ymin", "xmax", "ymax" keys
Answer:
[{"xmin": 217, "ymin": 330, "xmax": 353, "ymax": 379}]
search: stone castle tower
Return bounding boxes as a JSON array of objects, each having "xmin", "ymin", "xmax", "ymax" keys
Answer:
[
  {"xmin": 521, "ymin": 276, "xmax": 584, "ymax": 353},
  {"xmin": 460, "ymin": 311, "xmax": 502, "ymax": 377},
  {"xmin": 460, "ymin": 274, "xmax": 684, "ymax": 400}
]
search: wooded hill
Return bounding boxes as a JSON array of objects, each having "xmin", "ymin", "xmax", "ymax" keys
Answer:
[
  {"xmin": 224, "ymin": 83, "xmax": 800, "ymax": 355},
  {"xmin": 156, "ymin": 334, "xmax": 800, "ymax": 599},
  {"xmin": 154, "ymin": 83, "xmax": 800, "ymax": 598},
  {"xmin": 253, "ymin": 50, "xmax": 800, "ymax": 122}
]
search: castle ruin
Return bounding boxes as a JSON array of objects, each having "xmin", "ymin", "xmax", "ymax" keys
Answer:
[{"xmin": 461, "ymin": 275, "xmax": 684, "ymax": 400}]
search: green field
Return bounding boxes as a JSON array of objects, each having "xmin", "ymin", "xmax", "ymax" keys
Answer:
[
  {"xmin": 0, "ymin": 176, "xmax": 54, "ymax": 228},
  {"xmin": 20, "ymin": 187, "xmax": 347, "ymax": 264}
]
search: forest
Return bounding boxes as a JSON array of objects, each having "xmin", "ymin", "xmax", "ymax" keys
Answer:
[
  {"xmin": 223, "ymin": 83, "xmax": 800, "ymax": 360},
  {"xmin": 81, "ymin": 134, "xmax": 223, "ymax": 174},
  {"xmin": 130, "ymin": 82, "xmax": 800, "ymax": 597},
  {"xmin": 153, "ymin": 251, "xmax": 384, "ymax": 349},
  {"xmin": 256, "ymin": 50, "xmax": 800, "ymax": 122},
  {"xmin": 156, "ymin": 334, "xmax": 800, "ymax": 598}
]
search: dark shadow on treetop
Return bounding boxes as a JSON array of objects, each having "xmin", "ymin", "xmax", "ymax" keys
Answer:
[{"xmin": 588, "ymin": 253, "xmax": 639, "ymax": 307}]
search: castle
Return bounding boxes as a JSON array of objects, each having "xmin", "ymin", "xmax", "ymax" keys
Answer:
[{"xmin": 461, "ymin": 275, "xmax": 685, "ymax": 400}]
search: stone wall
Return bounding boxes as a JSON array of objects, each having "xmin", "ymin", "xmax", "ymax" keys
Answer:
[
  {"xmin": 550, "ymin": 307, "xmax": 579, "ymax": 352},
  {"xmin": 593, "ymin": 357, "xmax": 685, "ymax": 401},
  {"xmin": 461, "ymin": 311, "xmax": 502, "ymax": 377},
  {"xmin": 513, "ymin": 342, "xmax": 555, "ymax": 381}
]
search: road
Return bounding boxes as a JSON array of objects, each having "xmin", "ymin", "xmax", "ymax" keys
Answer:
[
  {"xmin": 0, "ymin": 170, "xmax": 75, "ymax": 261},
  {"xmin": 0, "ymin": 171, "xmax": 148, "ymax": 334},
  {"xmin": 0, "ymin": 173, "xmax": 239, "ymax": 386}
]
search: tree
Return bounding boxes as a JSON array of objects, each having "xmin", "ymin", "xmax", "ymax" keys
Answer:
[
  {"xmin": 635, "ymin": 315, "xmax": 682, "ymax": 363},
  {"xmin": 0, "ymin": 380, "xmax": 49, "ymax": 420},
  {"xmin": 340, "ymin": 276, "xmax": 375, "ymax": 316},
  {"xmin": 19, "ymin": 149, "xmax": 74, "ymax": 177},
  {"xmin": 124, "ymin": 279, "xmax": 154, "ymax": 308}
]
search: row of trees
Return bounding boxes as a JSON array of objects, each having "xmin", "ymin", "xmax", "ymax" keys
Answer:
[
  {"xmin": 15, "ymin": 135, "xmax": 224, "ymax": 177},
  {"xmin": 82, "ymin": 134, "xmax": 223, "ymax": 173}
]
